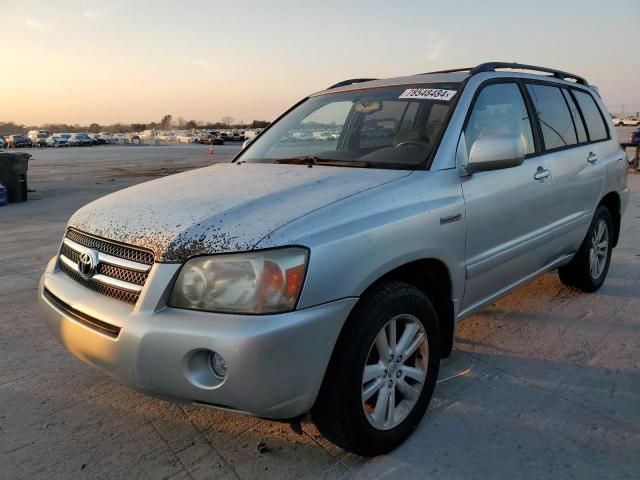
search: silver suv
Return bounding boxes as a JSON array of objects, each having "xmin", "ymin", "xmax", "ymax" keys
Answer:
[{"xmin": 39, "ymin": 62, "xmax": 629, "ymax": 456}]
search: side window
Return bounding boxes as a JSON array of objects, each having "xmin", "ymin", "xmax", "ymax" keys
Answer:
[
  {"xmin": 526, "ymin": 84, "xmax": 577, "ymax": 150},
  {"xmin": 562, "ymin": 89, "xmax": 587, "ymax": 143},
  {"xmin": 572, "ymin": 90, "xmax": 608, "ymax": 142},
  {"xmin": 464, "ymin": 83, "xmax": 535, "ymax": 156}
]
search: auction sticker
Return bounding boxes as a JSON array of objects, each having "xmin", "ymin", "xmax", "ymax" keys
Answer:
[{"xmin": 399, "ymin": 88, "xmax": 457, "ymax": 101}]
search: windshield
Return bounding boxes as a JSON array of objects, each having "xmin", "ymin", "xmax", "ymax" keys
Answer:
[{"xmin": 238, "ymin": 83, "xmax": 459, "ymax": 169}]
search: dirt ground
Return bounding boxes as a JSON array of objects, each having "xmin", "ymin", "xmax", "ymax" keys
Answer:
[{"xmin": 1, "ymin": 143, "xmax": 639, "ymax": 479}]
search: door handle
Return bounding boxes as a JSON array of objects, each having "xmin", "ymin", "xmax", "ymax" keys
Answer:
[
  {"xmin": 534, "ymin": 167, "xmax": 550, "ymax": 181},
  {"xmin": 587, "ymin": 152, "xmax": 598, "ymax": 164}
]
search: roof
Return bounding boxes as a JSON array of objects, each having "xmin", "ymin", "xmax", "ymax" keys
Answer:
[{"xmin": 313, "ymin": 62, "xmax": 590, "ymax": 96}]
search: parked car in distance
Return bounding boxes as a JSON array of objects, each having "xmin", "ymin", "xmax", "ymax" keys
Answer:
[
  {"xmin": 0, "ymin": 135, "xmax": 5, "ymax": 148},
  {"xmin": 196, "ymin": 134, "xmax": 223, "ymax": 145},
  {"xmin": 27, "ymin": 130, "xmax": 51, "ymax": 145},
  {"xmin": 67, "ymin": 133, "xmax": 93, "ymax": 146},
  {"xmin": 157, "ymin": 132, "xmax": 177, "ymax": 142},
  {"xmin": 98, "ymin": 133, "xmax": 113, "ymax": 144},
  {"xmin": 610, "ymin": 115, "xmax": 623, "ymax": 126},
  {"xmin": 110, "ymin": 134, "xmax": 129, "ymax": 145},
  {"xmin": 89, "ymin": 134, "xmax": 107, "ymax": 145},
  {"xmin": 129, "ymin": 135, "xmax": 142, "ymax": 145},
  {"xmin": 38, "ymin": 62, "xmax": 629, "ymax": 457},
  {"xmin": 209, "ymin": 135, "xmax": 224, "ymax": 145},
  {"xmin": 6, "ymin": 134, "xmax": 33, "ymax": 148},
  {"xmin": 177, "ymin": 133, "xmax": 197, "ymax": 143},
  {"xmin": 45, "ymin": 134, "xmax": 71, "ymax": 147},
  {"xmin": 622, "ymin": 117, "xmax": 640, "ymax": 126},
  {"xmin": 28, "ymin": 131, "xmax": 51, "ymax": 147}
]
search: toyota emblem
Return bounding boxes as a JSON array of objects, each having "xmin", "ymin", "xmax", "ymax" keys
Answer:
[{"xmin": 78, "ymin": 250, "xmax": 99, "ymax": 278}]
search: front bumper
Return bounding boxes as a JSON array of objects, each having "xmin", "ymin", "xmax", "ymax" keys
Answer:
[{"xmin": 39, "ymin": 257, "xmax": 356, "ymax": 418}]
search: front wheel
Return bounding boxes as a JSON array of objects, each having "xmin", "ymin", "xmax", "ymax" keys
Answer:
[
  {"xmin": 311, "ymin": 281, "xmax": 440, "ymax": 456},
  {"xmin": 559, "ymin": 205, "xmax": 613, "ymax": 292}
]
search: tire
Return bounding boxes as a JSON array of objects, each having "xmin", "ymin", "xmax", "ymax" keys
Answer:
[
  {"xmin": 311, "ymin": 281, "xmax": 440, "ymax": 456},
  {"xmin": 558, "ymin": 205, "xmax": 613, "ymax": 292}
]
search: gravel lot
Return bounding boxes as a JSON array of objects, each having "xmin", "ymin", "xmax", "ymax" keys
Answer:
[{"xmin": 1, "ymin": 141, "xmax": 639, "ymax": 479}]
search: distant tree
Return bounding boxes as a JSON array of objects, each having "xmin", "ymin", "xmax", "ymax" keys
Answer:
[
  {"xmin": 159, "ymin": 114, "xmax": 173, "ymax": 130},
  {"xmin": 221, "ymin": 116, "xmax": 234, "ymax": 128},
  {"xmin": 0, "ymin": 121, "xmax": 25, "ymax": 134},
  {"xmin": 131, "ymin": 123, "xmax": 147, "ymax": 132},
  {"xmin": 88, "ymin": 123, "xmax": 101, "ymax": 133},
  {"xmin": 185, "ymin": 119, "xmax": 198, "ymax": 130},
  {"xmin": 250, "ymin": 120, "xmax": 270, "ymax": 128},
  {"xmin": 177, "ymin": 116, "xmax": 185, "ymax": 129}
]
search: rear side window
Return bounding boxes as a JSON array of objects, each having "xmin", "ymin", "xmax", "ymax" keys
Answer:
[
  {"xmin": 572, "ymin": 90, "xmax": 608, "ymax": 142},
  {"xmin": 464, "ymin": 83, "xmax": 535, "ymax": 156},
  {"xmin": 526, "ymin": 84, "xmax": 577, "ymax": 150},
  {"xmin": 561, "ymin": 89, "xmax": 587, "ymax": 143}
]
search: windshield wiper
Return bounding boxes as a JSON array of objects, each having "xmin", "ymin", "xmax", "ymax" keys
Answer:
[
  {"xmin": 274, "ymin": 156, "xmax": 371, "ymax": 168},
  {"xmin": 274, "ymin": 156, "xmax": 322, "ymax": 165}
]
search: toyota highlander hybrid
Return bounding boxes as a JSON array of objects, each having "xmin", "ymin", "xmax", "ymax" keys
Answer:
[{"xmin": 39, "ymin": 62, "xmax": 629, "ymax": 456}]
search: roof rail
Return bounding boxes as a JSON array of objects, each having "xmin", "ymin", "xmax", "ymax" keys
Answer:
[
  {"xmin": 420, "ymin": 67, "xmax": 474, "ymax": 75},
  {"xmin": 472, "ymin": 62, "xmax": 588, "ymax": 85},
  {"xmin": 422, "ymin": 62, "xmax": 588, "ymax": 85},
  {"xmin": 327, "ymin": 78, "xmax": 377, "ymax": 90}
]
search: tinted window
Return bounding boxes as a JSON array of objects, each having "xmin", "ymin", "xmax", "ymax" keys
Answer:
[
  {"xmin": 573, "ymin": 90, "xmax": 608, "ymax": 141},
  {"xmin": 464, "ymin": 83, "xmax": 535, "ymax": 156},
  {"xmin": 526, "ymin": 84, "xmax": 577, "ymax": 150},
  {"xmin": 562, "ymin": 89, "xmax": 587, "ymax": 143}
]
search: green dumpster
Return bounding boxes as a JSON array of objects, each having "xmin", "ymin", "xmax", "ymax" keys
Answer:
[{"xmin": 0, "ymin": 152, "xmax": 31, "ymax": 203}]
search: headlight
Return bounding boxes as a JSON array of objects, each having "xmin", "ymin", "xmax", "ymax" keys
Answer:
[{"xmin": 168, "ymin": 247, "xmax": 308, "ymax": 314}]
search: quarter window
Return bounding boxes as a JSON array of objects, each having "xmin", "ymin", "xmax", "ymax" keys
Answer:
[
  {"xmin": 526, "ymin": 84, "xmax": 577, "ymax": 150},
  {"xmin": 464, "ymin": 83, "xmax": 535, "ymax": 156},
  {"xmin": 562, "ymin": 89, "xmax": 587, "ymax": 143},
  {"xmin": 573, "ymin": 90, "xmax": 608, "ymax": 142}
]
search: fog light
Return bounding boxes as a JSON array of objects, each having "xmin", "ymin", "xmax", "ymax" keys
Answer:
[{"xmin": 209, "ymin": 351, "xmax": 227, "ymax": 379}]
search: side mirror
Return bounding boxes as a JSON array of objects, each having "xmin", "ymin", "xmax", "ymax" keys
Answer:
[
  {"xmin": 467, "ymin": 134, "xmax": 525, "ymax": 173},
  {"xmin": 241, "ymin": 138, "xmax": 252, "ymax": 150}
]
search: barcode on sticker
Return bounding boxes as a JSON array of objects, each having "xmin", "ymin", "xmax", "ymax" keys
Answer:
[{"xmin": 399, "ymin": 88, "xmax": 457, "ymax": 101}]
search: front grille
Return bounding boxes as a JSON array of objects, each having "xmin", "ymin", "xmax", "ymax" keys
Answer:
[
  {"xmin": 66, "ymin": 228, "xmax": 154, "ymax": 265},
  {"xmin": 58, "ymin": 229, "xmax": 154, "ymax": 305},
  {"xmin": 97, "ymin": 263, "xmax": 147, "ymax": 286}
]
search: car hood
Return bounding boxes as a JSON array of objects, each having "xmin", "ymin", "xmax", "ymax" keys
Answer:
[{"xmin": 68, "ymin": 162, "xmax": 410, "ymax": 262}]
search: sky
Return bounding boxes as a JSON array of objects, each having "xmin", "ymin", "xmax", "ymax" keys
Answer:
[{"xmin": 0, "ymin": 0, "xmax": 638, "ymax": 125}]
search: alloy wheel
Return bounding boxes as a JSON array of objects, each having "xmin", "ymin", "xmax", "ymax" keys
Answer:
[
  {"xmin": 361, "ymin": 314, "xmax": 428, "ymax": 430},
  {"xmin": 589, "ymin": 219, "xmax": 609, "ymax": 279}
]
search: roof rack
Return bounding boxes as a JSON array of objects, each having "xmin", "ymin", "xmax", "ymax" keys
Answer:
[
  {"xmin": 420, "ymin": 67, "xmax": 475, "ymax": 75},
  {"xmin": 327, "ymin": 78, "xmax": 377, "ymax": 90},
  {"xmin": 423, "ymin": 62, "xmax": 588, "ymax": 85}
]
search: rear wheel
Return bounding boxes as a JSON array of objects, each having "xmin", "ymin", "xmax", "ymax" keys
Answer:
[
  {"xmin": 559, "ymin": 205, "xmax": 613, "ymax": 292},
  {"xmin": 311, "ymin": 281, "xmax": 440, "ymax": 456}
]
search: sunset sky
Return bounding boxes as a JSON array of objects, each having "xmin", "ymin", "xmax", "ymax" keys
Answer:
[{"xmin": 1, "ymin": 0, "xmax": 638, "ymax": 125}]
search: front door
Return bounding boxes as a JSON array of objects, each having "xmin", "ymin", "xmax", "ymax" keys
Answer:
[{"xmin": 459, "ymin": 82, "xmax": 554, "ymax": 313}]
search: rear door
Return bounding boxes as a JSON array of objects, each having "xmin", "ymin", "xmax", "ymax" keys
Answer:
[
  {"xmin": 524, "ymin": 83, "xmax": 605, "ymax": 256},
  {"xmin": 460, "ymin": 81, "xmax": 554, "ymax": 313}
]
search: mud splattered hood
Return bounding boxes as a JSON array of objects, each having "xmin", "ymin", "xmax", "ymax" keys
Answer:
[{"xmin": 68, "ymin": 163, "xmax": 410, "ymax": 262}]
